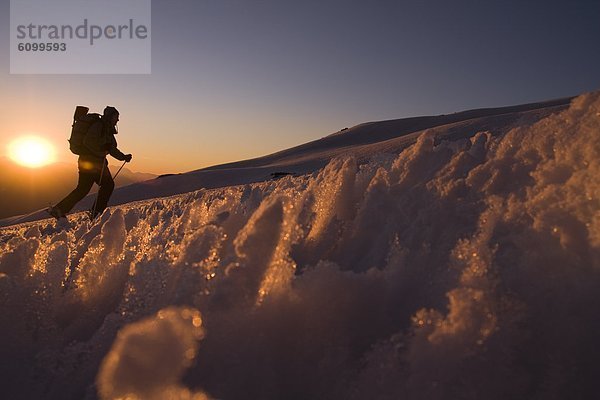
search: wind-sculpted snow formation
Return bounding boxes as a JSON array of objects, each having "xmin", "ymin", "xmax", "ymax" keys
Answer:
[{"xmin": 1, "ymin": 92, "xmax": 599, "ymax": 399}]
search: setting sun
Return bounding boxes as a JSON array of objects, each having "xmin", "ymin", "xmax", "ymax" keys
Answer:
[{"xmin": 7, "ymin": 136, "xmax": 56, "ymax": 168}]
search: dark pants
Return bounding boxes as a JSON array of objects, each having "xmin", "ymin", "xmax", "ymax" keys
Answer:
[{"xmin": 56, "ymin": 162, "xmax": 114, "ymax": 217}]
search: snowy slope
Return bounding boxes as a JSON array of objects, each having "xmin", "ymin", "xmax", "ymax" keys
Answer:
[
  {"xmin": 1, "ymin": 92, "xmax": 599, "ymax": 399},
  {"xmin": 0, "ymin": 96, "xmax": 570, "ymax": 227},
  {"xmin": 107, "ymin": 97, "xmax": 571, "ymax": 204}
]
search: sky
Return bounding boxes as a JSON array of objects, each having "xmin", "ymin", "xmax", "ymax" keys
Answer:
[{"xmin": 1, "ymin": 0, "xmax": 599, "ymax": 175}]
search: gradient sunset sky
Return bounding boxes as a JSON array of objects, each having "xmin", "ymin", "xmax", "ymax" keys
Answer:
[{"xmin": 1, "ymin": 0, "xmax": 599, "ymax": 174}]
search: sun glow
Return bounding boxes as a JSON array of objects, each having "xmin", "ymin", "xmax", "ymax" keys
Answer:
[{"xmin": 8, "ymin": 136, "xmax": 56, "ymax": 168}]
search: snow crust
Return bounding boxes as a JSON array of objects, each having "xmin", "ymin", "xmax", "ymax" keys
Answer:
[
  {"xmin": 97, "ymin": 307, "xmax": 208, "ymax": 400},
  {"xmin": 1, "ymin": 92, "xmax": 599, "ymax": 399}
]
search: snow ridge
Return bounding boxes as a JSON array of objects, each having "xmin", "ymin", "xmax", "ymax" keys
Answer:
[{"xmin": 1, "ymin": 92, "xmax": 599, "ymax": 399}]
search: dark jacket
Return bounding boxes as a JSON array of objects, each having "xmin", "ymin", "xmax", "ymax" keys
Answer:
[{"xmin": 78, "ymin": 117, "xmax": 127, "ymax": 173}]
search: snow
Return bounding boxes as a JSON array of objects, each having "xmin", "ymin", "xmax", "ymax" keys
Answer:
[
  {"xmin": 0, "ymin": 96, "xmax": 570, "ymax": 228},
  {"xmin": 1, "ymin": 92, "xmax": 599, "ymax": 399},
  {"xmin": 97, "ymin": 307, "xmax": 208, "ymax": 400}
]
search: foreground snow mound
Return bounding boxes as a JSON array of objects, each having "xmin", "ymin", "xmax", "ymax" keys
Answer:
[
  {"xmin": 1, "ymin": 92, "xmax": 599, "ymax": 399},
  {"xmin": 97, "ymin": 307, "xmax": 209, "ymax": 400}
]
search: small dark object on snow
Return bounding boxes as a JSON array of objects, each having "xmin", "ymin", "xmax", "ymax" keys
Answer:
[{"xmin": 270, "ymin": 172, "xmax": 295, "ymax": 180}]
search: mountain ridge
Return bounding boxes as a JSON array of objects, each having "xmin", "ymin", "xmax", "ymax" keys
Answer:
[{"xmin": 0, "ymin": 94, "xmax": 577, "ymax": 226}]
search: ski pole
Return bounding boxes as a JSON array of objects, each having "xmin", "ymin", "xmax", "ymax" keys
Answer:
[{"xmin": 112, "ymin": 160, "xmax": 127, "ymax": 180}]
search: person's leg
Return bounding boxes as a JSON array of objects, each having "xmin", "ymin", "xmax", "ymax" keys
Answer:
[
  {"xmin": 91, "ymin": 165, "xmax": 115, "ymax": 218},
  {"xmin": 55, "ymin": 172, "xmax": 95, "ymax": 214}
]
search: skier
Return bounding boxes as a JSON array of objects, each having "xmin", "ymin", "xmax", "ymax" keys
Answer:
[{"xmin": 48, "ymin": 106, "xmax": 132, "ymax": 220}]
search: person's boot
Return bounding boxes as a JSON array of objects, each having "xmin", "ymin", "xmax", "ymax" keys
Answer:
[
  {"xmin": 88, "ymin": 208, "xmax": 102, "ymax": 220},
  {"xmin": 47, "ymin": 205, "xmax": 66, "ymax": 220}
]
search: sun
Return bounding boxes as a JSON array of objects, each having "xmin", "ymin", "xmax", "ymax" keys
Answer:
[{"xmin": 8, "ymin": 136, "xmax": 56, "ymax": 168}]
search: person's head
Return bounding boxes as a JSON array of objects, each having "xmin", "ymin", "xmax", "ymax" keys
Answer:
[{"xmin": 103, "ymin": 106, "xmax": 120, "ymax": 125}]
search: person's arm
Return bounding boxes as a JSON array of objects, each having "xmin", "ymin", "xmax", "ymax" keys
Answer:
[
  {"xmin": 108, "ymin": 145, "xmax": 128, "ymax": 161},
  {"xmin": 108, "ymin": 134, "xmax": 132, "ymax": 162}
]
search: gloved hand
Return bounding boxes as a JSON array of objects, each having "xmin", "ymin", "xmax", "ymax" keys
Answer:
[{"xmin": 124, "ymin": 154, "xmax": 133, "ymax": 162}]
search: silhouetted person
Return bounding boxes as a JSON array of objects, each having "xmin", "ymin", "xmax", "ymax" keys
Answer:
[{"xmin": 49, "ymin": 106, "xmax": 132, "ymax": 220}]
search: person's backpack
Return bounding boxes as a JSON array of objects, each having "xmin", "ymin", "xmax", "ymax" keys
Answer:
[{"xmin": 68, "ymin": 106, "xmax": 101, "ymax": 155}]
